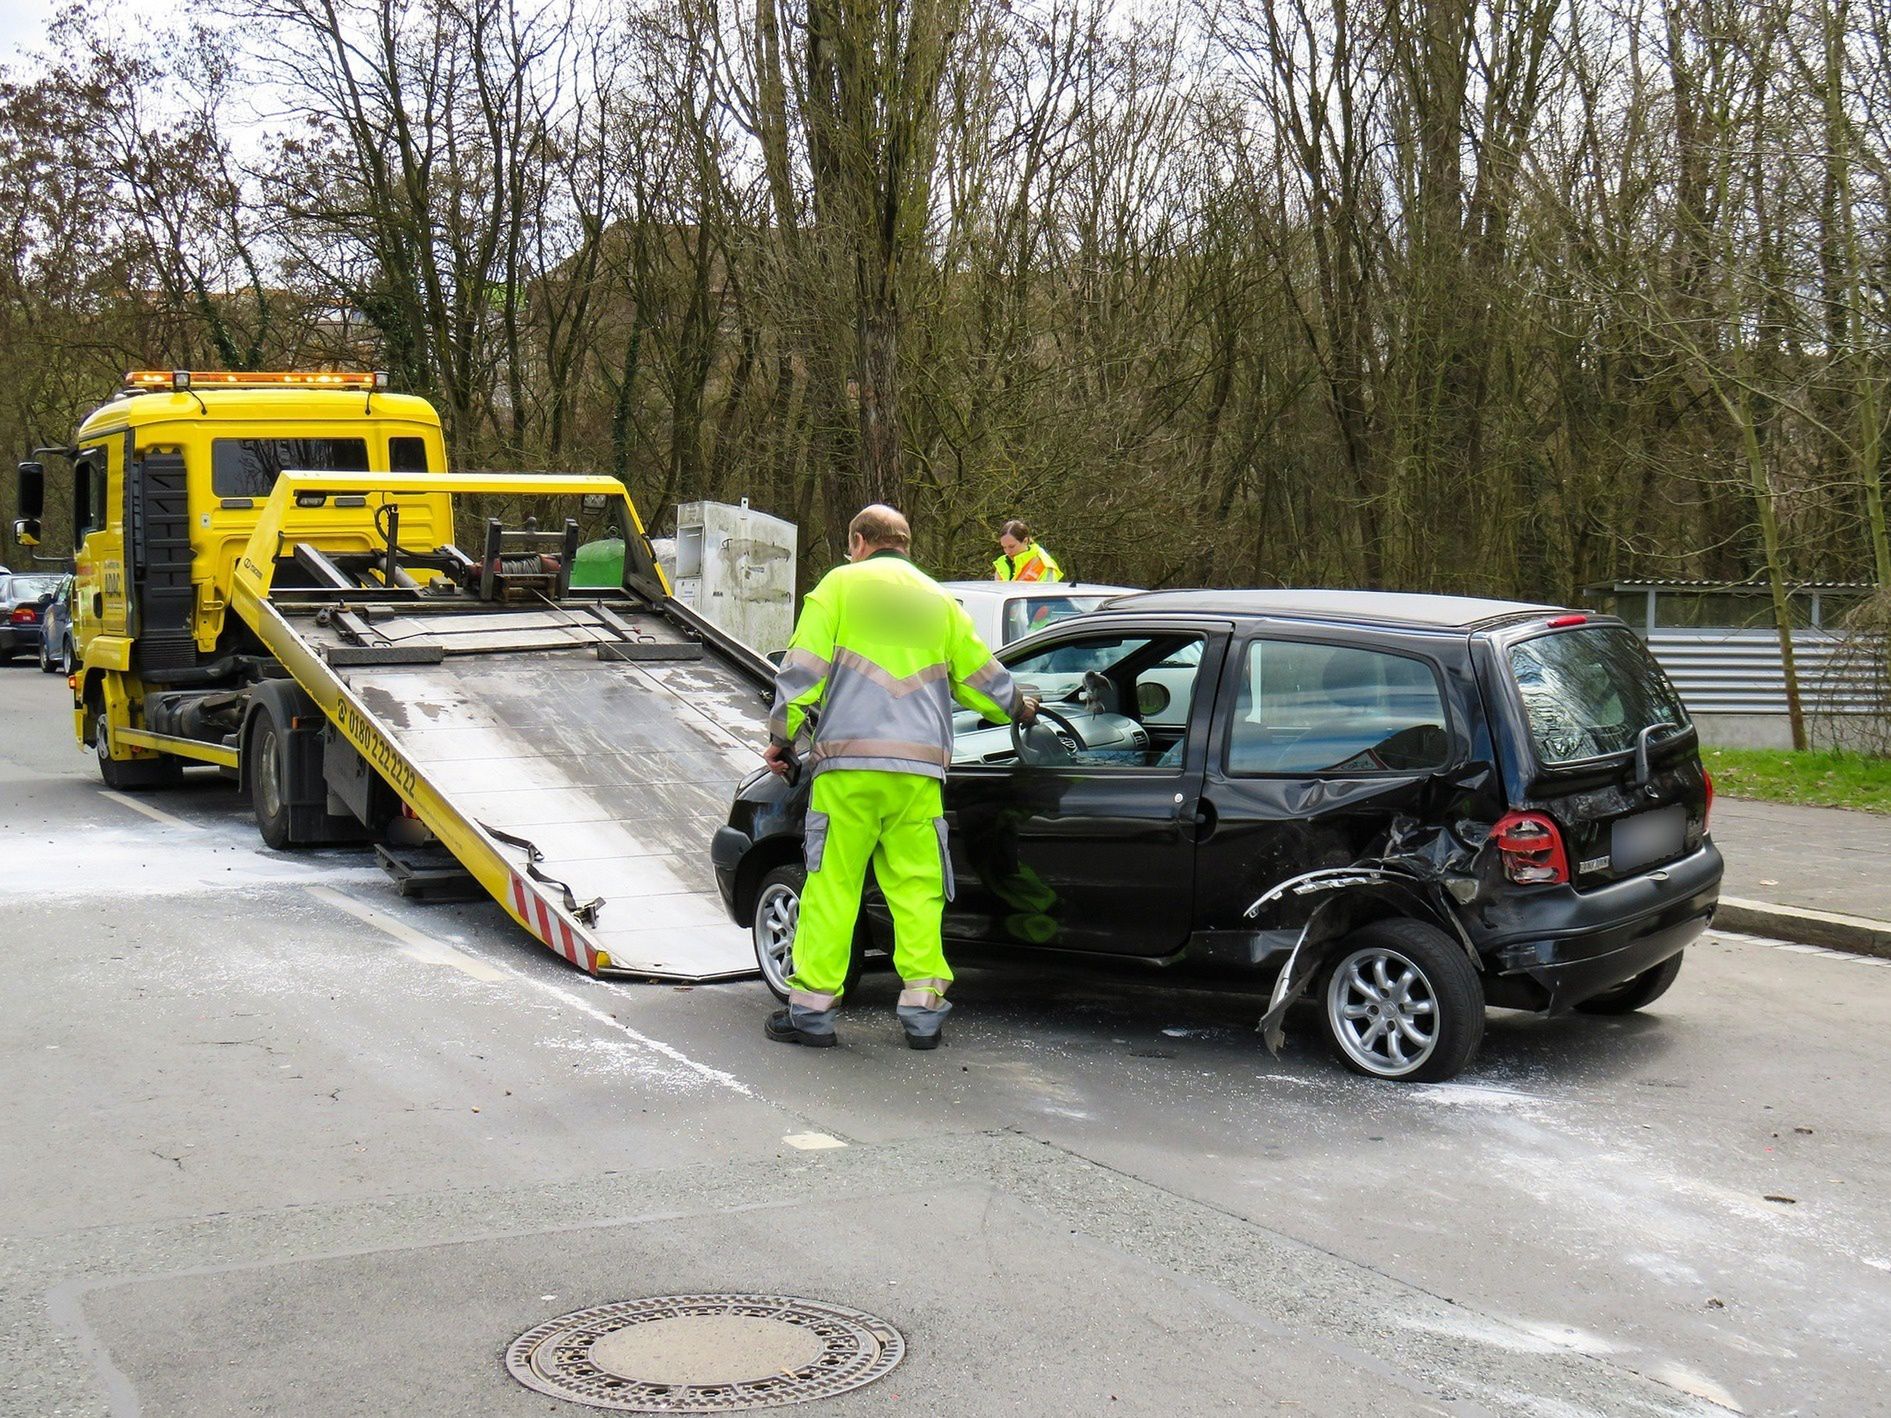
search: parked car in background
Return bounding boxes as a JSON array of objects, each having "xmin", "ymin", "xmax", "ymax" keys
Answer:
[
  {"xmin": 0, "ymin": 572, "xmax": 64, "ymax": 665},
  {"xmin": 942, "ymin": 580, "xmax": 1139, "ymax": 649},
  {"xmin": 36, "ymin": 575, "xmax": 75, "ymax": 675},
  {"xmin": 714, "ymin": 590, "xmax": 1722, "ymax": 1083}
]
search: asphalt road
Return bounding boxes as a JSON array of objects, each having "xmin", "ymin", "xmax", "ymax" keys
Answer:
[{"xmin": 2, "ymin": 664, "xmax": 1887, "ymax": 1418}]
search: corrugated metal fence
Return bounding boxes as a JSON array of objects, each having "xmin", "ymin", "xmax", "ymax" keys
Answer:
[{"xmin": 1646, "ymin": 630, "xmax": 1886, "ymax": 716}]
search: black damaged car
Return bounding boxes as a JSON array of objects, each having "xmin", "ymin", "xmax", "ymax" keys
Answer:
[{"xmin": 711, "ymin": 590, "xmax": 1722, "ymax": 1082}]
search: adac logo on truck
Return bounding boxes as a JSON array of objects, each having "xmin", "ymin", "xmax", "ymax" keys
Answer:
[{"xmin": 333, "ymin": 693, "xmax": 418, "ymax": 796}]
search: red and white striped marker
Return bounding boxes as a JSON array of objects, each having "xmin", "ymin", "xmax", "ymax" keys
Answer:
[{"xmin": 509, "ymin": 873, "xmax": 600, "ymax": 974}]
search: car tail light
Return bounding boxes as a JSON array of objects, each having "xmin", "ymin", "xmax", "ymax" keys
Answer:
[
  {"xmin": 1491, "ymin": 811, "xmax": 1570, "ymax": 885},
  {"xmin": 1702, "ymin": 768, "xmax": 1714, "ymax": 831},
  {"xmin": 1546, "ymin": 614, "xmax": 1587, "ymax": 627},
  {"xmin": 8, "ymin": 606, "xmax": 38, "ymax": 624}
]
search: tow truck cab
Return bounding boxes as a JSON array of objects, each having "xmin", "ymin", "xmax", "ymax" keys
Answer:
[{"xmin": 13, "ymin": 370, "xmax": 449, "ymax": 779}]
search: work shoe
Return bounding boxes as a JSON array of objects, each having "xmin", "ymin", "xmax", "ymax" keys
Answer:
[
  {"xmin": 903, "ymin": 1027, "xmax": 943, "ymax": 1051},
  {"xmin": 765, "ymin": 1008, "xmax": 837, "ymax": 1048}
]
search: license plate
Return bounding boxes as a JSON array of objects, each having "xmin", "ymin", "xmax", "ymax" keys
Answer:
[{"xmin": 1611, "ymin": 804, "xmax": 1686, "ymax": 872}]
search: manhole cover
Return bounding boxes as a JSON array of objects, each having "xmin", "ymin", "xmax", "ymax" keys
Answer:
[{"xmin": 505, "ymin": 1294, "xmax": 906, "ymax": 1412}]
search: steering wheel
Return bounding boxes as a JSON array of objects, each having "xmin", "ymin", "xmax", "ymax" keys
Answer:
[{"xmin": 1011, "ymin": 704, "xmax": 1085, "ymax": 766}]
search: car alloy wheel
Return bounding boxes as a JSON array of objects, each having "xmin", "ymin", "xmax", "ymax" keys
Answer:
[
  {"xmin": 1326, "ymin": 945, "xmax": 1440, "ymax": 1077},
  {"xmin": 754, "ymin": 877, "xmax": 799, "ymax": 997}
]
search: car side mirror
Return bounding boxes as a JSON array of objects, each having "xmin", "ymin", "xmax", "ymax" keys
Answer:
[
  {"xmin": 12, "ymin": 516, "xmax": 40, "ymax": 549},
  {"xmin": 16, "ymin": 460, "xmax": 44, "ymax": 519}
]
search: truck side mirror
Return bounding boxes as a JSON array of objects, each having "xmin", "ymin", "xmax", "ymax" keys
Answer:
[
  {"xmin": 16, "ymin": 460, "xmax": 44, "ymax": 519},
  {"xmin": 11, "ymin": 517, "xmax": 40, "ymax": 548}
]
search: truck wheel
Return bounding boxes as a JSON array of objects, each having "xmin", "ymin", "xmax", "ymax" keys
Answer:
[
  {"xmin": 1574, "ymin": 951, "xmax": 1684, "ymax": 1015},
  {"xmin": 94, "ymin": 711, "xmax": 182, "ymax": 792},
  {"xmin": 1322, "ymin": 918, "xmax": 1484, "ymax": 1083},
  {"xmin": 248, "ymin": 711, "xmax": 293, "ymax": 849},
  {"xmin": 751, "ymin": 863, "xmax": 865, "ymax": 1005}
]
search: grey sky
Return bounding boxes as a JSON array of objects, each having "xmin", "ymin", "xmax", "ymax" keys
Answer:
[{"xmin": 0, "ymin": 0, "xmax": 57, "ymax": 68}]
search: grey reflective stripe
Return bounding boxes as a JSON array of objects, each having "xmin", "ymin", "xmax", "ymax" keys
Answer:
[
  {"xmin": 803, "ymin": 810, "xmax": 830, "ymax": 873},
  {"xmin": 898, "ymin": 987, "xmax": 948, "ymax": 1009},
  {"xmin": 831, "ymin": 646, "xmax": 950, "ymax": 697},
  {"xmin": 769, "ymin": 647, "xmax": 833, "ymax": 739},
  {"xmin": 810, "ymin": 738, "xmax": 950, "ymax": 769},
  {"xmin": 816, "ymin": 664, "xmax": 956, "ymax": 753},
  {"xmin": 790, "ymin": 988, "xmax": 840, "ymax": 1011},
  {"xmin": 902, "ymin": 977, "xmax": 950, "ymax": 992},
  {"xmin": 965, "ymin": 656, "xmax": 1022, "ymax": 713}
]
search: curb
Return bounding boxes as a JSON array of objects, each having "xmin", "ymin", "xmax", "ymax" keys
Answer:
[{"xmin": 1717, "ymin": 896, "xmax": 1891, "ymax": 960}]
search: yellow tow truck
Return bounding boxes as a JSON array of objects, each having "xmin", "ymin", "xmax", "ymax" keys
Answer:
[{"xmin": 11, "ymin": 370, "xmax": 774, "ymax": 980}]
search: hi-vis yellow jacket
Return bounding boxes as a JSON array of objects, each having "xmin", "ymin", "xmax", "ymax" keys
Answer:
[
  {"xmin": 992, "ymin": 540, "xmax": 1063, "ymax": 582},
  {"xmin": 769, "ymin": 551, "xmax": 1023, "ymax": 779}
]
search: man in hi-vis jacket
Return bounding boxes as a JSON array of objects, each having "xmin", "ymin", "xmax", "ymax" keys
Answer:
[{"xmin": 763, "ymin": 505, "xmax": 1034, "ymax": 1050}]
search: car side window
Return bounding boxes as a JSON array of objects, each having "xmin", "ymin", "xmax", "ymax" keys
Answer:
[
  {"xmin": 955, "ymin": 631, "xmax": 1204, "ymax": 769},
  {"xmin": 1226, "ymin": 639, "xmax": 1449, "ymax": 775}
]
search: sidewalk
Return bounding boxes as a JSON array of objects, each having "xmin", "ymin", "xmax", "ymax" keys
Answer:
[{"xmin": 1709, "ymin": 798, "xmax": 1891, "ymax": 955}]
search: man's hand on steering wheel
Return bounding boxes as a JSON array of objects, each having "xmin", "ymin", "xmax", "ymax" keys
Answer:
[{"xmin": 1018, "ymin": 694, "xmax": 1040, "ymax": 726}]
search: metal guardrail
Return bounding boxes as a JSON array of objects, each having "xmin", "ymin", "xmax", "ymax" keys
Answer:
[{"xmin": 1646, "ymin": 630, "xmax": 1885, "ymax": 716}]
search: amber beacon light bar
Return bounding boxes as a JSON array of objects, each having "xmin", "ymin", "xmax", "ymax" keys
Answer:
[{"xmin": 124, "ymin": 369, "xmax": 390, "ymax": 392}]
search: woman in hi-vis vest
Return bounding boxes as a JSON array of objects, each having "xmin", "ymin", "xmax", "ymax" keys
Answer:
[{"xmin": 992, "ymin": 520, "xmax": 1063, "ymax": 583}]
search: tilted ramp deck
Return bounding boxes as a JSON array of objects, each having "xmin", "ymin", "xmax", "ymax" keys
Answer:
[
  {"xmin": 230, "ymin": 480, "xmax": 776, "ymax": 981},
  {"xmin": 264, "ymin": 597, "xmax": 770, "ymax": 979}
]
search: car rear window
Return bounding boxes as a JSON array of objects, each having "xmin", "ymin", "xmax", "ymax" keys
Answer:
[
  {"xmin": 1002, "ymin": 594, "xmax": 1112, "ymax": 644},
  {"xmin": 211, "ymin": 438, "xmax": 371, "ymax": 497},
  {"xmin": 1506, "ymin": 625, "xmax": 1688, "ymax": 765},
  {"xmin": 4, "ymin": 574, "xmax": 63, "ymax": 602}
]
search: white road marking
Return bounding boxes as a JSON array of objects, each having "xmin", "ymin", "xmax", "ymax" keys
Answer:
[
  {"xmin": 305, "ymin": 885, "xmax": 506, "ymax": 983},
  {"xmin": 305, "ymin": 885, "xmax": 759, "ymax": 1099},
  {"xmin": 99, "ymin": 789, "xmax": 201, "ymax": 832},
  {"xmin": 782, "ymin": 1132, "xmax": 847, "ymax": 1150}
]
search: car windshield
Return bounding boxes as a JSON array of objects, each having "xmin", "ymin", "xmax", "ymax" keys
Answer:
[
  {"xmin": 1002, "ymin": 594, "xmax": 1114, "ymax": 644},
  {"xmin": 4, "ymin": 574, "xmax": 62, "ymax": 602},
  {"xmin": 1507, "ymin": 625, "xmax": 1688, "ymax": 765}
]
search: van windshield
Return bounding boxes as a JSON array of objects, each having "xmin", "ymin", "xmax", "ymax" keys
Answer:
[{"xmin": 1507, "ymin": 625, "xmax": 1688, "ymax": 765}]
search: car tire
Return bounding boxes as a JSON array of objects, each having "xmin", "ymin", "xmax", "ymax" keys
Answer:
[
  {"xmin": 94, "ymin": 710, "xmax": 182, "ymax": 792},
  {"xmin": 751, "ymin": 862, "xmax": 865, "ymax": 1005},
  {"xmin": 1574, "ymin": 951, "xmax": 1684, "ymax": 1015},
  {"xmin": 1322, "ymin": 918, "xmax": 1484, "ymax": 1083},
  {"xmin": 60, "ymin": 637, "xmax": 75, "ymax": 676},
  {"xmin": 39, "ymin": 640, "xmax": 56, "ymax": 672},
  {"xmin": 248, "ymin": 710, "xmax": 294, "ymax": 850}
]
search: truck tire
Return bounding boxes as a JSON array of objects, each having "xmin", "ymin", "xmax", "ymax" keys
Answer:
[
  {"xmin": 248, "ymin": 709, "xmax": 294, "ymax": 849},
  {"xmin": 751, "ymin": 863, "xmax": 866, "ymax": 1005},
  {"xmin": 1321, "ymin": 917, "xmax": 1484, "ymax": 1083},
  {"xmin": 94, "ymin": 711, "xmax": 182, "ymax": 792},
  {"xmin": 1574, "ymin": 951, "xmax": 1684, "ymax": 1015}
]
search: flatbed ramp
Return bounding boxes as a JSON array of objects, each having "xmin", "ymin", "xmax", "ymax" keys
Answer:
[{"xmin": 269, "ymin": 598, "xmax": 770, "ymax": 979}]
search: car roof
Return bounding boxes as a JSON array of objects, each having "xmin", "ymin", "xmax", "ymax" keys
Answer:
[
  {"xmin": 940, "ymin": 580, "xmax": 1139, "ymax": 599},
  {"xmin": 1096, "ymin": 588, "xmax": 1566, "ymax": 630}
]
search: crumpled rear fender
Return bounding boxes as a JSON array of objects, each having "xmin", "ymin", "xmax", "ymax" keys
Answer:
[{"xmin": 1245, "ymin": 865, "xmax": 1476, "ymax": 1056}]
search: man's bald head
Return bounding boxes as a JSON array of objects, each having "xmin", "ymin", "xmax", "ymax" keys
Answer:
[{"xmin": 848, "ymin": 504, "xmax": 911, "ymax": 555}]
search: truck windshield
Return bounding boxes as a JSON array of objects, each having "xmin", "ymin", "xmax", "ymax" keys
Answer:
[
  {"xmin": 1507, "ymin": 625, "xmax": 1688, "ymax": 765},
  {"xmin": 212, "ymin": 438, "xmax": 370, "ymax": 497}
]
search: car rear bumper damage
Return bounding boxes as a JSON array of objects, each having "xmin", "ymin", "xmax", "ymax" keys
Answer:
[{"xmin": 1479, "ymin": 842, "xmax": 1722, "ymax": 1012}]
